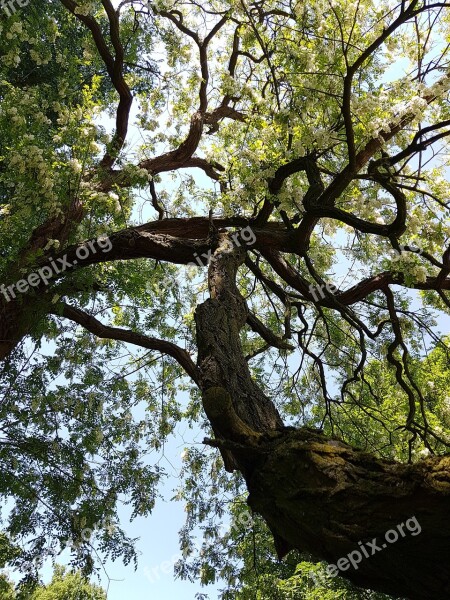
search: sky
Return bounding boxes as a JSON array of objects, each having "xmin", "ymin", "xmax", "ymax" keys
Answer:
[{"xmin": 94, "ymin": 422, "xmax": 222, "ymax": 600}]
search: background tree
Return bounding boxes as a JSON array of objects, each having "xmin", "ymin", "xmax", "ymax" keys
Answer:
[
  {"xmin": 28, "ymin": 566, "xmax": 106, "ymax": 600},
  {"xmin": 1, "ymin": 0, "xmax": 450, "ymax": 598},
  {"xmin": 0, "ymin": 566, "xmax": 106, "ymax": 600},
  {"xmin": 0, "ymin": 573, "xmax": 16, "ymax": 600}
]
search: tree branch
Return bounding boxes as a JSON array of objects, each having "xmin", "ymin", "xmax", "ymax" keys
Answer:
[
  {"xmin": 246, "ymin": 311, "xmax": 294, "ymax": 350},
  {"xmin": 60, "ymin": 0, "xmax": 133, "ymax": 167},
  {"xmin": 51, "ymin": 303, "xmax": 200, "ymax": 384}
]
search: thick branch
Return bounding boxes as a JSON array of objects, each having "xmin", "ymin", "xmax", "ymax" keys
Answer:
[
  {"xmin": 51, "ymin": 303, "xmax": 199, "ymax": 384},
  {"xmin": 60, "ymin": 0, "xmax": 133, "ymax": 167},
  {"xmin": 245, "ymin": 427, "xmax": 450, "ymax": 600}
]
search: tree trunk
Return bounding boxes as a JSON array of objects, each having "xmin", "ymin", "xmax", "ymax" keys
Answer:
[
  {"xmin": 195, "ymin": 238, "xmax": 450, "ymax": 600},
  {"xmin": 195, "ymin": 234, "xmax": 283, "ymax": 469},
  {"xmin": 245, "ymin": 429, "xmax": 450, "ymax": 600},
  {"xmin": 0, "ymin": 298, "xmax": 25, "ymax": 361}
]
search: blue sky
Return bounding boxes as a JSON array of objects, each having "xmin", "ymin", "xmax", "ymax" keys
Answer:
[{"xmin": 96, "ymin": 422, "xmax": 221, "ymax": 600}]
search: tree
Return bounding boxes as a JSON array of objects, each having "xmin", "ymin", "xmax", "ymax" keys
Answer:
[
  {"xmin": 0, "ymin": 566, "xmax": 106, "ymax": 600},
  {"xmin": 1, "ymin": 0, "xmax": 450, "ymax": 598},
  {"xmin": 29, "ymin": 566, "xmax": 106, "ymax": 600},
  {"xmin": 0, "ymin": 573, "xmax": 16, "ymax": 600}
]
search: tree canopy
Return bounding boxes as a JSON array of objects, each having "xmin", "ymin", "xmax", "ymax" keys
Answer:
[
  {"xmin": 0, "ymin": 566, "xmax": 106, "ymax": 599},
  {"xmin": 1, "ymin": 0, "xmax": 450, "ymax": 598}
]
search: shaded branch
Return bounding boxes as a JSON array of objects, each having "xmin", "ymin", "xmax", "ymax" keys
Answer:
[
  {"xmin": 60, "ymin": 0, "xmax": 133, "ymax": 167},
  {"xmin": 51, "ymin": 303, "xmax": 200, "ymax": 384},
  {"xmin": 246, "ymin": 311, "xmax": 294, "ymax": 350}
]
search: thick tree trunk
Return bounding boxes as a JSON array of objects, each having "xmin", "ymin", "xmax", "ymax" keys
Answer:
[
  {"xmin": 195, "ymin": 234, "xmax": 283, "ymax": 469},
  {"xmin": 245, "ymin": 429, "xmax": 450, "ymax": 600},
  {"xmin": 0, "ymin": 298, "xmax": 25, "ymax": 361},
  {"xmin": 195, "ymin": 238, "xmax": 450, "ymax": 600}
]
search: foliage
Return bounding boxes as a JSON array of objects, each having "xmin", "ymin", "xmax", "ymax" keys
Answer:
[
  {"xmin": 0, "ymin": 566, "xmax": 106, "ymax": 600},
  {"xmin": 28, "ymin": 566, "xmax": 106, "ymax": 600}
]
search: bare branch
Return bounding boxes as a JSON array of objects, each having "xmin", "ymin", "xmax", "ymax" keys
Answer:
[{"xmin": 60, "ymin": 0, "xmax": 133, "ymax": 167}]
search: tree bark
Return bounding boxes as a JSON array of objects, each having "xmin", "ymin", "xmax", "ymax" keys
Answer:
[
  {"xmin": 0, "ymin": 298, "xmax": 29, "ymax": 361},
  {"xmin": 195, "ymin": 237, "xmax": 450, "ymax": 600},
  {"xmin": 195, "ymin": 233, "xmax": 283, "ymax": 470},
  {"xmin": 245, "ymin": 429, "xmax": 450, "ymax": 600}
]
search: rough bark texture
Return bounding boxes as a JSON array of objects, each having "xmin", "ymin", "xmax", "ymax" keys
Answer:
[
  {"xmin": 195, "ymin": 234, "xmax": 283, "ymax": 441},
  {"xmin": 195, "ymin": 237, "xmax": 450, "ymax": 600},
  {"xmin": 245, "ymin": 429, "xmax": 450, "ymax": 600}
]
